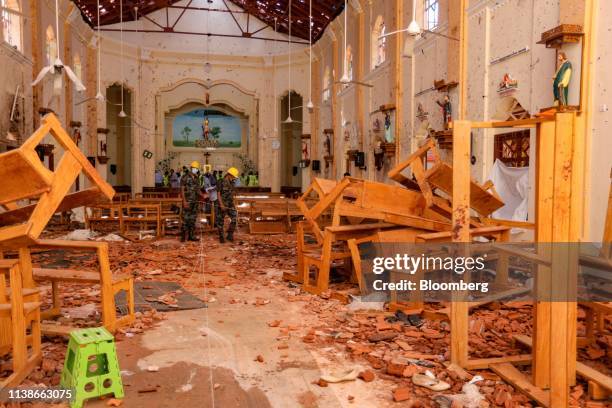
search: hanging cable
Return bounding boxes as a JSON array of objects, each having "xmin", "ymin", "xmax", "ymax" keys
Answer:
[
  {"xmin": 307, "ymin": 0, "xmax": 313, "ymax": 109},
  {"xmin": 284, "ymin": 0, "xmax": 293, "ymax": 123},
  {"xmin": 118, "ymin": 0, "xmax": 126, "ymax": 117}
]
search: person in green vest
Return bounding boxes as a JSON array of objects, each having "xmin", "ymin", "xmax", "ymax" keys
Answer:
[
  {"xmin": 247, "ymin": 171, "xmax": 259, "ymax": 187},
  {"xmin": 162, "ymin": 171, "xmax": 170, "ymax": 187},
  {"xmin": 553, "ymin": 51, "xmax": 572, "ymax": 107}
]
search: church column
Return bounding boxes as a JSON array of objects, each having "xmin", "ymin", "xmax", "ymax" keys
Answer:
[
  {"xmin": 30, "ymin": 0, "xmax": 41, "ymax": 128},
  {"xmin": 63, "ymin": 17, "xmax": 73, "ymax": 126},
  {"xmin": 331, "ymin": 29, "xmax": 340, "ymax": 179},
  {"xmin": 356, "ymin": 5, "xmax": 366, "ymax": 177},
  {"xmin": 394, "ymin": 0, "xmax": 404, "ymax": 161},
  {"xmin": 85, "ymin": 44, "xmax": 98, "ymax": 184}
]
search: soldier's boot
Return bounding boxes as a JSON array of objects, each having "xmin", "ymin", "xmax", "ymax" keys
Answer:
[
  {"xmin": 180, "ymin": 229, "xmax": 187, "ymax": 242},
  {"xmin": 188, "ymin": 229, "xmax": 199, "ymax": 241},
  {"xmin": 218, "ymin": 229, "xmax": 225, "ymax": 244},
  {"xmin": 226, "ymin": 231, "xmax": 234, "ymax": 242}
]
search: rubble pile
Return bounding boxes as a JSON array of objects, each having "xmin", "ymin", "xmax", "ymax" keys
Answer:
[{"xmin": 4, "ymin": 226, "xmax": 607, "ymax": 407}]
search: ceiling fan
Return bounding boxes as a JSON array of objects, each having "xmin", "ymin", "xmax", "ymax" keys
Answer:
[
  {"xmin": 334, "ymin": 0, "xmax": 373, "ymax": 88},
  {"xmin": 32, "ymin": 0, "xmax": 86, "ymax": 93},
  {"xmin": 284, "ymin": 0, "xmax": 319, "ymax": 116},
  {"xmin": 378, "ymin": 0, "xmax": 459, "ymax": 58}
]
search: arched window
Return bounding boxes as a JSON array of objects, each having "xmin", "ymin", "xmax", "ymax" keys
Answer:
[
  {"xmin": 73, "ymin": 54, "xmax": 82, "ymax": 80},
  {"xmin": 424, "ymin": 0, "xmax": 439, "ymax": 31},
  {"xmin": 372, "ymin": 16, "xmax": 386, "ymax": 69},
  {"xmin": 45, "ymin": 25, "xmax": 57, "ymax": 64},
  {"xmin": 1, "ymin": 0, "xmax": 22, "ymax": 50},
  {"xmin": 345, "ymin": 46, "xmax": 353, "ymax": 81},
  {"xmin": 322, "ymin": 66, "xmax": 331, "ymax": 102}
]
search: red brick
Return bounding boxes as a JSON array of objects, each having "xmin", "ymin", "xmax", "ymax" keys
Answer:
[
  {"xmin": 393, "ymin": 387, "xmax": 412, "ymax": 402},
  {"xmin": 358, "ymin": 370, "xmax": 375, "ymax": 382}
]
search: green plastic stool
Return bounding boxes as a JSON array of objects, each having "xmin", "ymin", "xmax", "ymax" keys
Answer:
[{"xmin": 60, "ymin": 327, "xmax": 124, "ymax": 408}]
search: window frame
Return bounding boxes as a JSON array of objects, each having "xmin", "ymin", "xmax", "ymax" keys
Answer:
[
  {"xmin": 1, "ymin": 0, "xmax": 23, "ymax": 51},
  {"xmin": 371, "ymin": 16, "xmax": 387, "ymax": 70},
  {"xmin": 424, "ymin": 0, "xmax": 439, "ymax": 31}
]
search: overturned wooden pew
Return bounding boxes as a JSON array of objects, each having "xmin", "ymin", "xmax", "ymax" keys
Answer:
[{"xmin": 0, "ymin": 113, "xmax": 135, "ymax": 341}]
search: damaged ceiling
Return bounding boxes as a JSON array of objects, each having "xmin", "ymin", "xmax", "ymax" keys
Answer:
[{"xmin": 71, "ymin": 0, "xmax": 345, "ymax": 42}]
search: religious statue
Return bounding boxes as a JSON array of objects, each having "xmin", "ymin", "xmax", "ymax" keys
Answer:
[
  {"xmin": 202, "ymin": 116, "xmax": 210, "ymax": 140},
  {"xmin": 384, "ymin": 112, "xmax": 393, "ymax": 143},
  {"xmin": 436, "ymin": 95, "xmax": 452, "ymax": 129},
  {"xmin": 301, "ymin": 140, "xmax": 310, "ymax": 161},
  {"xmin": 72, "ymin": 128, "xmax": 81, "ymax": 146},
  {"xmin": 373, "ymin": 135, "xmax": 385, "ymax": 171},
  {"xmin": 324, "ymin": 133, "xmax": 331, "ymax": 157},
  {"xmin": 553, "ymin": 51, "xmax": 572, "ymax": 107}
]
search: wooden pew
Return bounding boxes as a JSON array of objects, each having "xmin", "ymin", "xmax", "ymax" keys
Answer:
[
  {"xmin": 31, "ymin": 239, "xmax": 134, "ymax": 335},
  {"xmin": 0, "ymin": 113, "xmax": 133, "ymax": 340},
  {"xmin": 121, "ymin": 203, "xmax": 162, "ymax": 238},
  {"xmin": 248, "ymin": 199, "xmax": 301, "ymax": 234},
  {"xmin": 0, "ymin": 259, "xmax": 42, "ymax": 388},
  {"xmin": 129, "ymin": 198, "xmax": 183, "ymax": 234},
  {"xmin": 84, "ymin": 204, "xmax": 124, "ymax": 232}
]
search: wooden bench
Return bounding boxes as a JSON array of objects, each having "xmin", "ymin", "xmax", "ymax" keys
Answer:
[
  {"xmin": 388, "ymin": 138, "xmax": 504, "ymax": 219},
  {"xmin": 121, "ymin": 204, "xmax": 162, "ymax": 238},
  {"xmin": 85, "ymin": 204, "xmax": 124, "ymax": 232},
  {"xmin": 31, "ymin": 239, "xmax": 134, "ymax": 334},
  {"xmin": 299, "ymin": 222, "xmax": 399, "ymax": 294},
  {"xmin": 0, "ymin": 113, "xmax": 132, "ymax": 341},
  {"xmin": 248, "ymin": 199, "xmax": 301, "ymax": 234},
  {"xmin": 129, "ymin": 198, "xmax": 183, "ymax": 234},
  {"xmin": 112, "ymin": 192, "xmax": 132, "ymax": 203},
  {"xmin": 0, "ymin": 259, "xmax": 42, "ymax": 389}
]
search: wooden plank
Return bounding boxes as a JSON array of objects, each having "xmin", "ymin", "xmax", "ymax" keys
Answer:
[
  {"xmin": 464, "ymin": 354, "xmax": 532, "ymax": 370},
  {"xmin": 0, "ymin": 187, "xmax": 108, "ymax": 226},
  {"xmin": 33, "ymin": 268, "xmax": 101, "ymax": 283},
  {"xmin": 490, "ymin": 363, "xmax": 550, "ymax": 407},
  {"xmin": 577, "ymin": 363, "xmax": 612, "ymax": 392},
  {"xmin": 40, "ymin": 323, "xmax": 77, "ymax": 337},
  {"xmin": 450, "ymin": 120, "xmax": 471, "ymax": 367},
  {"xmin": 515, "ymin": 334, "xmax": 612, "ymax": 392},
  {"xmin": 533, "ymin": 118, "xmax": 555, "ymax": 388},
  {"xmin": 467, "ymin": 117, "xmax": 551, "ymax": 128}
]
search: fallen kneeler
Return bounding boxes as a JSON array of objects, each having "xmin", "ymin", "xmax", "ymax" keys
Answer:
[{"xmin": 60, "ymin": 327, "xmax": 124, "ymax": 408}]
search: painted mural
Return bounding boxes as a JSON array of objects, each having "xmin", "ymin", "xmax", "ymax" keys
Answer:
[{"xmin": 172, "ymin": 108, "xmax": 242, "ymax": 148}]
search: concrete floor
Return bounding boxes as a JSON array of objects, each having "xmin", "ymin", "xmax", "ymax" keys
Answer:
[{"xmin": 89, "ymin": 250, "xmax": 392, "ymax": 408}]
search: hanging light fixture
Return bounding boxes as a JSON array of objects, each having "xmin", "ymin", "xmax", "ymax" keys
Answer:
[
  {"xmin": 96, "ymin": 0, "xmax": 104, "ymax": 100},
  {"xmin": 283, "ymin": 0, "xmax": 294, "ymax": 124},
  {"xmin": 272, "ymin": 17, "xmax": 278, "ymax": 134},
  {"xmin": 306, "ymin": 0, "xmax": 314, "ymax": 111},
  {"xmin": 118, "ymin": 0, "xmax": 127, "ymax": 118},
  {"xmin": 204, "ymin": 5, "xmax": 212, "ymax": 74}
]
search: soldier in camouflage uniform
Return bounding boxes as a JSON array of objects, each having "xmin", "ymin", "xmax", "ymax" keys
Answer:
[
  {"xmin": 180, "ymin": 161, "xmax": 206, "ymax": 242},
  {"xmin": 216, "ymin": 167, "xmax": 239, "ymax": 243}
]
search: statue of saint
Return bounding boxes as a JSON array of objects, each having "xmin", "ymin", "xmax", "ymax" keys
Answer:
[
  {"xmin": 324, "ymin": 134, "xmax": 331, "ymax": 157},
  {"xmin": 384, "ymin": 112, "xmax": 394, "ymax": 143},
  {"xmin": 202, "ymin": 117, "xmax": 210, "ymax": 140},
  {"xmin": 436, "ymin": 95, "xmax": 452, "ymax": 129},
  {"xmin": 553, "ymin": 51, "xmax": 572, "ymax": 107}
]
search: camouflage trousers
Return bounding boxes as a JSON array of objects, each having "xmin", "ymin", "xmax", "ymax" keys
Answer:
[
  {"xmin": 216, "ymin": 205, "xmax": 237, "ymax": 233},
  {"xmin": 181, "ymin": 201, "xmax": 199, "ymax": 233}
]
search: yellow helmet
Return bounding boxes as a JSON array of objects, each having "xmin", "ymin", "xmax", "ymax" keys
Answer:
[
  {"xmin": 190, "ymin": 161, "xmax": 200, "ymax": 169},
  {"xmin": 227, "ymin": 167, "xmax": 239, "ymax": 178}
]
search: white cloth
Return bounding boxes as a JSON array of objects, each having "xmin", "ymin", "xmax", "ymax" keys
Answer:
[{"xmin": 488, "ymin": 159, "xmax": 529, "ymax": 221}]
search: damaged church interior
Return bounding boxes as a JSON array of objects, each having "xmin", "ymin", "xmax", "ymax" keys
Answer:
[{"xmin": 0, "ymin": 0, "xmax": 611, "ymax": 406}]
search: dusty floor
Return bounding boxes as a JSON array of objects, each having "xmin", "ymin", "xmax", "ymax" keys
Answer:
[{"xmin": 3, "ymin": 224, "xmax": 611, "ymax": 408}]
